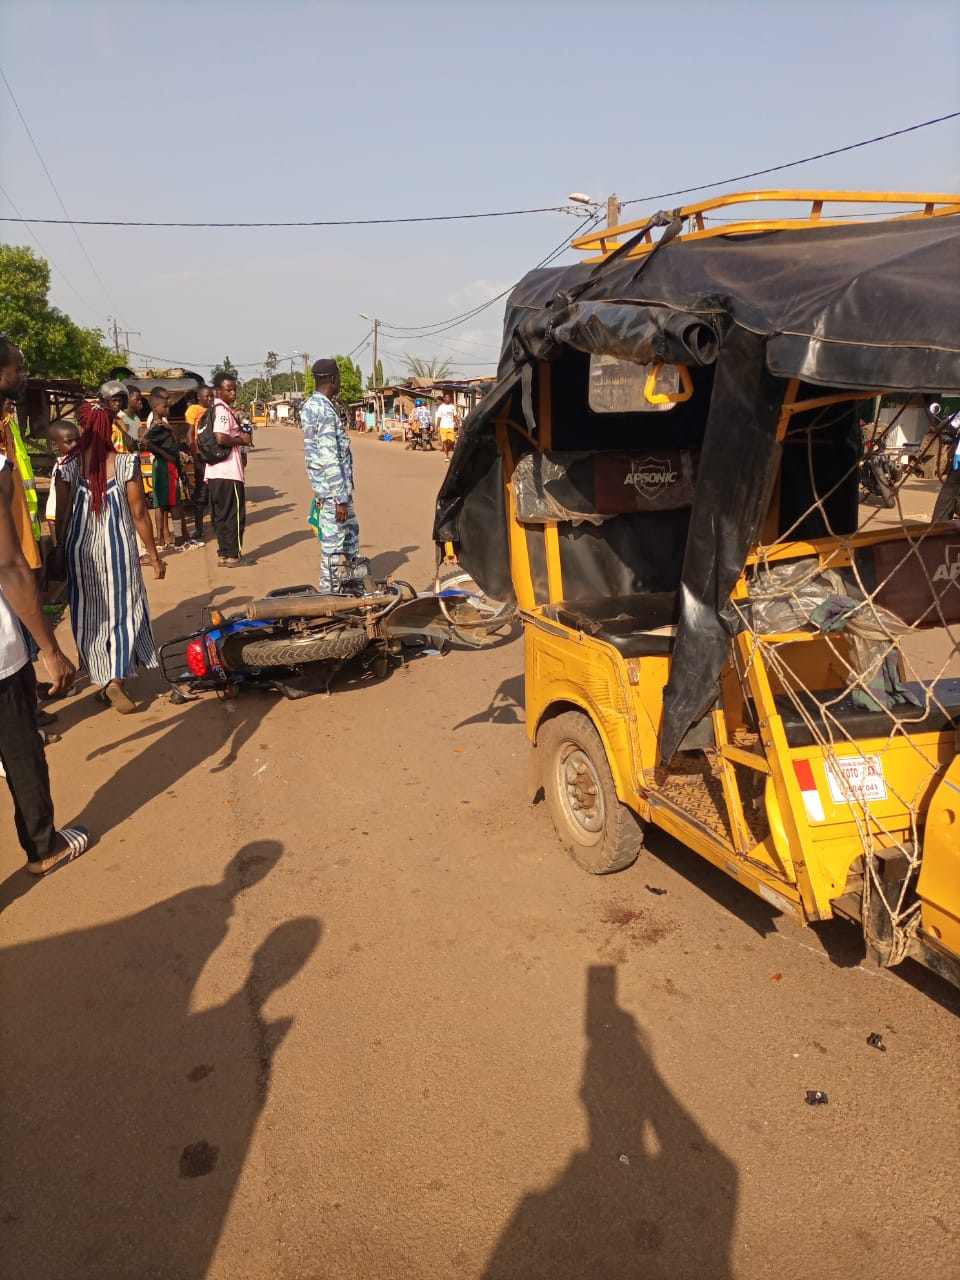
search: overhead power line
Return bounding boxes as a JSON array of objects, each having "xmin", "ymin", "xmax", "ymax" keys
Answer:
[
  {"xmin": 1, "ymin": 112, "xmax": 956, "ymax": 233},
  {"xmin": 0, "ymin": 64, "xmax": 116, "ymax": 308},
  {"xmin": 0, "ymin": 181, "xmax": 95, "ymax": 310},
  {"xmin": 619, "ymin": 111, "xmax": 960, "ymax": 209},
  {"xmin": 0, "ymin": 203, "xmax": 569, "ymax": 229},
  {"xmin": 378, "ymin": 210, "xmax": 603, "ymax": 340}
]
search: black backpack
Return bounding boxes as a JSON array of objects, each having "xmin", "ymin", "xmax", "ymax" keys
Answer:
[{"xmin": 196, "ymin": 406, "xmax": 232, "ymax": 464}]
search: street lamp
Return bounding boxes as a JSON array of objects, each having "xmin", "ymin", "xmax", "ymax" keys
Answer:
[{"xmin": 568, "ymin": 190, "xmax": 622, "ymax": 227}]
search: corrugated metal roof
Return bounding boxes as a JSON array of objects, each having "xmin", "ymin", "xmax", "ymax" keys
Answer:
[{"xmin": 125, "ymin": 376, "xmax": 202, "ymax": 396}]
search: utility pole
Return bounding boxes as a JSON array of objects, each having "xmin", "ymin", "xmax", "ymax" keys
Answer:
[
  {"xmin": 606, "ymin": 193, "xmax": 621, "ymax": 227},
  {"xmin": 371, "ymin": 318, "xmax": 379, "ymax": 387},
  {"xmin": 110, "ymin": 316, "xmax": 120, "ymax": 354},
  {"xmin": 122, "ymin": 328, "xmax": 140, "ymax": 355}
]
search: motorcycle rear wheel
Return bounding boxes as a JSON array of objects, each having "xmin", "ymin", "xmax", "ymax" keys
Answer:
[{"xmin": 240, "ymin": 626, "xmax": 367, "ymax": 668}]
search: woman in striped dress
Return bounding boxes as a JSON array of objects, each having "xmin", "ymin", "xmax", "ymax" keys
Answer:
[{"xmin": 56, "ymin": 402, "xmax": 167, "ymax": 713}]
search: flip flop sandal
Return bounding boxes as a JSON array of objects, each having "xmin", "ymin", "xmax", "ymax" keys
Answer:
[
  {"xmin": 27, "ymin": 826, "xmax": 91, "ymax": 877},
  {"xmin": 105, "ymin": 683, "xmax": 137, "ymax": 714}
]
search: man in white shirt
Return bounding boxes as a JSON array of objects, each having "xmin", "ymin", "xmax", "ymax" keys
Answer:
[
  {"xmin": 435, "ymin": 392, "xmax": 460, "ymax": 459},
  {"xmin": 0, "ymin": 340, "xmax": 89, "ymax": 873},
  {"xmin": 205, "ymin": 372, "xmax": 254, "ymax": 567}
]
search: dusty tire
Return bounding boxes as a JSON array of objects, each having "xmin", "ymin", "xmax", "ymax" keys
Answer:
[
  {"xmin": 539, "ymin": 711, "xmax": 643, "ymax": 874},
  {"xmin": 240, "ymin": 627, "xmax": 367, "ymax": 668}
]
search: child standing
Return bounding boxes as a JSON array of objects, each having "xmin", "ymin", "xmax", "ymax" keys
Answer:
[{"xmin": 145, "ymin": 388, "xmax": 193, "ymax": 549}]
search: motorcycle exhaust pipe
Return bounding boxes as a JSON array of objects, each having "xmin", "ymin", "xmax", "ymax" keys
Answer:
[{"xmin": 244, "ymin": 593, "xmax": 396, "ymax": 621}]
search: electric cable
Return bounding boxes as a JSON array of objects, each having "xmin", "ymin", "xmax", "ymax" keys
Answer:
[
  {"xmin": 0, "ymin": 64, "xmax": 116, "ymax": 306},
  {"xmin": 0, "ymin": 181, "xmax": 95, "ymax": 310},
  {"xmin": 619, "ymin": 112, "xmax": 960, "ymax": 209},
  {"xmin": 2, "ymin": 112, "xmax": 955, "ymax": 232}
]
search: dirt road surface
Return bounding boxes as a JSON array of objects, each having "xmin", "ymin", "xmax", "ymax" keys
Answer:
[{"xmin": 2, "ymin": 427, "xmax": 958, "ymax": 1280}]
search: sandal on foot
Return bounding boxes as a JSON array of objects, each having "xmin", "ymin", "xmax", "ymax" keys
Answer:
[
  {"xmin": 27, "ymin": 826, "xmax": 91, "ymax": 877},
  {"xmin": 105, "ymin": 683, "xmax": 137, "ymax": 714}
]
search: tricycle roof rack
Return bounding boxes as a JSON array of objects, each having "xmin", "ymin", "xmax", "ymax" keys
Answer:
[{"xmin": 571, "ymin": 189, "xmax": 960, "ymax": 262}]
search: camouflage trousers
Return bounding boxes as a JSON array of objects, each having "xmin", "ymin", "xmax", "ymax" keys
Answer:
[{"xmin": 317, "ymin": 498, "xmax": 360, "ymax": 593}]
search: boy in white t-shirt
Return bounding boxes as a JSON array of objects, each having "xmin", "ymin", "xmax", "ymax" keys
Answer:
[{"xmin": 43, "ymin": 418, "xmax": 80, "ymax": 534}]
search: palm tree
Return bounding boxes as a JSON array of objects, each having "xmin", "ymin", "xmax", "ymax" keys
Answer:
[{"xmin": 403, "ymin": 354, "xmax": 453, "ymax": 379}]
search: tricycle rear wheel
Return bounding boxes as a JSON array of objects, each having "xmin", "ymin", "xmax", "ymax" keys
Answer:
[{"xmin": 539, "ymin": 711, "xmax": 644, "ymax": 874}]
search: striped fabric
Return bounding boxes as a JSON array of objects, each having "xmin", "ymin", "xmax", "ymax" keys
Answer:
[{"xmin": 60, "ymin": 452, "xmax": 158, "ymax": 686}]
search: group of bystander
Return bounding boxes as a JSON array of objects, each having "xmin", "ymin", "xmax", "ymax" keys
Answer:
[{"xmin": 0, "ymin": 342, "xmax": 255, "ymax": 877}]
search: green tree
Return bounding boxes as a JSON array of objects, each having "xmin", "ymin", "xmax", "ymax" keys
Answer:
[
  {"xmin": 303, "ymin": 366, "xmax": 315, "ymax": 397},
  {"xmin": 335, "ymin": 355, "xmax": 363, "ymax": 403},
  {"xmin": 265, "ymin": 350, "xmax": 279, "ymax": 379},
  {"xmin": 210, "ymin": 355, "xmax": 239, "ymax": 381},
  {"xmin": 403, "ymin": 354, "xmax": 453, "ymax": 379},
  {"xmin": 366, "ymin": 358, "xmax": 384, "ymax": 389},
  {"xmin": 0, "ymin": 243, "xmax": 117, "ymax": 389},
  {"xmin": 235, "ymin": 377, "xmax": 265, "ymax": 410}
]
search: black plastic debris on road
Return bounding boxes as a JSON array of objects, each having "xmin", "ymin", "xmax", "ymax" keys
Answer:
[
  {"xmin": 645, "ymin": 885, "xmax": 668, "ymax": 896},
  {"xmin": 804, "ymin": 1090, "xmax": 829, "ymax": 1106},
  {"xmin": 866, "ymin": 1032, "xmax": 887, "ymax": 1052}
]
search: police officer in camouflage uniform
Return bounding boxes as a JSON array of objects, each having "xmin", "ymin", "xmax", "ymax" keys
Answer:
[{"xmin": 301, "ymin": 358, "xmax": 360, "ymax": 593}]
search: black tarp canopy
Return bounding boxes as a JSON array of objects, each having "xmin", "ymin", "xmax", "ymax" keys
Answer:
[{"xmin": 435, "ymin": 213, "xmax": 960, "ymax": 758}]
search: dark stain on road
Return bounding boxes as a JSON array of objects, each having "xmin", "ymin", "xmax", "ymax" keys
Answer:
[
  {"xmin": 187, "ymin": 1064, "xmax": 214, "ymax": 1082},
  {"xmin": 179, "ymin": 1140, "xmax": 220, "ymax": 1178},
  {"xmin": 600, "ymin": 900, "xmax": 674, "ymax": 946}
]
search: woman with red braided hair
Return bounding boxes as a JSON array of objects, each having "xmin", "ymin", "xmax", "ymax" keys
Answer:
[{"xmin": 54, "ymin": 387, "xmax": 167, "ymax": 713}]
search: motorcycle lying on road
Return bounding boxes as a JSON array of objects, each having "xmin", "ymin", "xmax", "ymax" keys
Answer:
[{"xmin": 159, "ymin": 557, "xmax": 514, "ymax": 701}]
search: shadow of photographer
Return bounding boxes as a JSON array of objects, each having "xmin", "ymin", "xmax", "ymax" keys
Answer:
[
  {"xmin": 0, "ymin": 841, "xmax": 320, "ymax": 1280},
  {"xmin": 483, "ymin": 965, "xmax": 738, "ymax": 1280}
]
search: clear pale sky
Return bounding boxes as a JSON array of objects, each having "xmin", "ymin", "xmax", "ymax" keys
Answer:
[{"xmin": 1, "ymin": 0, "xmax": 958, "ymax": 383}]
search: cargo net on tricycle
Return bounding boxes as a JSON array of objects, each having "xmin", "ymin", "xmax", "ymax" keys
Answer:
[{"xmin": 728, "ymin": 387, "xmax": 960, "ymax": 973}]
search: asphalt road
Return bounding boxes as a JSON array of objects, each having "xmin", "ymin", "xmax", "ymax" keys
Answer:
[{"xmin": 2, "ymin": 427, "xmax": 958, "ymax": 1280}]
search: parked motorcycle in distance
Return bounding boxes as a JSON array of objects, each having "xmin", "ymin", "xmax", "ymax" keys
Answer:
[
  {"xmin": 160, "ymin": 555, "xmax": 514, "ymax": 701},
  {"xmin": 859, "ymin": 433, "xmax": 900, "ymax": 508}
]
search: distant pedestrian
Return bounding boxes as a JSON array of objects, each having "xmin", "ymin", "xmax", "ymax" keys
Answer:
[
  {"xmin": 302, "ymin": 358, "xmax": 359, "ymax": 593},
  {"xmin": 184, "ymin": 384, "xmax": 214, "ymax": 540},
  {"xmin": 57, "ymin": 400, "xmax": 165, "ymax": 713},
  {"xmin": 409, "ymin": 399, "xmax": 432, "ymax": 450},
  {"xmin": 205, "ymin": 372, "xmax": 253, "ymax": 567},
  {"xmin": 436, "ymin": 392, "xmax": 459, "ymax": 459}
]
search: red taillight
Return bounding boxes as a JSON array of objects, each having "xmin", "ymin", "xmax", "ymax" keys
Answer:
[{"xmin": 186, "ymin": 639, "xmax": 207, "ymax": 677}]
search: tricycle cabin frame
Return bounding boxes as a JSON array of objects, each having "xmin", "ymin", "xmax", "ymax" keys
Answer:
[{"xmin": 435, "ymin": 190, "xmax": 960, "ymax": 987}]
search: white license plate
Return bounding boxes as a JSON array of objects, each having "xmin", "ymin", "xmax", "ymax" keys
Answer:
[{"xmin": 826, "ymin": 755, "xmax": 888, "ymax": 804}]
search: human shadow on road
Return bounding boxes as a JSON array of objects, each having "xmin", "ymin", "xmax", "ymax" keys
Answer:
[
  {"xmin": 0, "ymin": 687, "xmax": 280, "ymax": 912},
  {"xmin": 245, "ymin": 502, "xmax": 296, "ymax": 528},
  {"xmin": 367, "ymin": 544, "xmax": 419, "ymax": 579},
  {"xmin": 453, "ymin": 672, "xmax": 525, "ymax": 730},
  {"xmin": 245, "ymin": 526, "xmax": 316, "ymax": 563},
  {"xmin": 0, "ymin": 842, "xmax": 321, "ymax": 1280},
  {"xmin": 483, "ymin": 964, "xmax": 738, "ymax": 1280}
]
